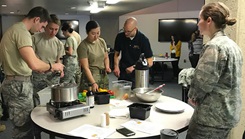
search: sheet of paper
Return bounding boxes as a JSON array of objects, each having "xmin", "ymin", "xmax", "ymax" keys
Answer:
[
  {"xmin": 121, "ymin": 120, "xmax": 158, "ymax": 134},
  {"xmin": 68, "ymin": 124, "xmax": 115, "ymax": 139},
  {"xmin": 110, "ymin": 99, "xmax": 132, "ymax": 107},
  {"xmin": 108, "ymin": 108, "xmax": 129, "ymax": 118}
]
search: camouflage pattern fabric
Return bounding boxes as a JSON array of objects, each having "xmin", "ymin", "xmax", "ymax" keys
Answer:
[
  {"xmin": 32, "ymin": 71, "xmax": 60, "ymax": 106},
  {"xmin": 60, "ymin": 56, "xmax": 79, "ymax": 84},
  {"xmin": 1, "ymin": 79, "xmax": 34, "ymax": 139},
  {"xmin": 186, "ymin": 115, "xmax": 231, "ymax": 139},
  {"xmin": 80, "ymin": 69, "xmax": 109, "ymax": 91}
]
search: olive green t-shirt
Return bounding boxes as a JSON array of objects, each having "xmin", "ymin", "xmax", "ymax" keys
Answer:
[
  {"xmin": 0, "ymin": 22, "xmax": 32, "ymax": 76},
  {"xmin": 77, "ymin": 37, "xmax": 107, "ymax": 70},
  {"xmin": 32, "ymin": 32, "xmax": 64, "ymax": 63},
  {"xmin": 72, "ymin": 31, "xmax": 81, "ymax": 46}
]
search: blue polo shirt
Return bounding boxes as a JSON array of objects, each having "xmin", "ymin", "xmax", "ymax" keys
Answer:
[{"xmin": 114, "ymin": 30, "xmax": 153, "ymax": 70}]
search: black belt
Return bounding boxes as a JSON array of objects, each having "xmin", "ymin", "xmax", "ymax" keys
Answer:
[{"xmin": 5, "ymin": 75, "xmax": 31, "ymax": 81}]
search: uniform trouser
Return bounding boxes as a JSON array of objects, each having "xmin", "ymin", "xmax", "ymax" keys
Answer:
[
  {"xmin": 1, "ymin": 79, "xmax": 34, "ymax": 139},
  {"xmin": 186, "ymin": 116, "xmax": 231, "ymax": 139},
  {"xmin": 32, "ymin": 72, "xmax": 60, "ymax": 107},
  {"xmin": 80, "ymin": 69, "xmax": 109, "ymax": 91},
  {"xmin": 60, "ymin": 57, "xmax": 79, "ymax": 84}
]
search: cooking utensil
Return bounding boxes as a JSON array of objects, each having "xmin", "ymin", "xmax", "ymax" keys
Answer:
[
  {"xmin": 133, "ymin": 88, "xmax": 163, "ymax": 102},
  {"xmin": 143, "ymin": 83, "xmax": 165, "ymax": 94},
  {"xmin": 51, "ymin": 83, "xmax": 78, "ymax": 102}
]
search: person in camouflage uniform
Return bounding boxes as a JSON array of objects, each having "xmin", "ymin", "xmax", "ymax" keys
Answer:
[
  {"xmin": 78, "ymin": 21, "xmax": 111, "ymax": 92},
  {"xmin": 186, "ymin": 2, "xmax": 243, "ymax": 139},
  {"xmin": 32, "ymin": 14, "xmax": 64, "ymax": 106},
  {"xmin": 60, "ymin": 24, "xmax": 79, "ymax": 84},
  {"xmin": 0, "ymin": 7, "xmax": 64, "ymax": 139},
  {"xmin": 62, "ymin": 22, "xmax": 82, "ymax": 85}
]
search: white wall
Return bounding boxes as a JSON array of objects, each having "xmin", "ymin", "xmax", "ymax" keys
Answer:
[
  {"xmin": 119, "ymin": 11, "xmax": 199, "ymax": 69},
  {"xmin": 118, "ymin": 0, "xmax": 204, "ymax": 69}
]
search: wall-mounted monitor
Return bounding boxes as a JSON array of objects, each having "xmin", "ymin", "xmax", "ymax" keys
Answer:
[
  {"xmin": 158, "ymin": 18, "xmax": 198, "ymax": 42},
  {"xmin": 56, "ymin": 20, "xmax": 79, "ymax": 40}
]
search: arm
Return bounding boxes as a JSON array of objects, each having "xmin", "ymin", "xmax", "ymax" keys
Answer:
[
  {"xmin": 188, "ymin": 44, "xmax": 220, "ymax": 103},
  {"xmin": 113, "ymin": 51, "xmax": 120, "ymax": 77},
  {"xmin": 104, "ymin": 52, "xmax": 111, "ymax": 73},
  {"xmin": 19, "ymin": 46, "xmax": 64, "ymax": 73},
  {"xmin": 146, "ymin": 57, "xmax": 153, "ymax": 67},
  {"xmin": 79, "ymin": 58, "xmax": 98, "ymax": 92},
  {"xmin": 175, "ymin": 41, "xmax": 182, "ymax": 51},
  {"xmin": 65, "ymin": 46, "xmax": 73, "ymax": 56}
]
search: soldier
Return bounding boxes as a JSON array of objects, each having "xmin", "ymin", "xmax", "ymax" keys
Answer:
[
  {"xmin": 78, "ymin": 21, "xmax": 111, "ymax": 92},
  {"xmin": 186, "ymin": 2, "xmax": 243, "ymax": 139},
  {"xmin": 60, "ymin": 24, "xmax": 79, "ymax": 84},
  {"xmin": 32, "ymin": 14, "xmax": 65, "ymax": 106},
  {"xmin": 0, "ymin": 7, "xmax": 64, "ymax": 139}
]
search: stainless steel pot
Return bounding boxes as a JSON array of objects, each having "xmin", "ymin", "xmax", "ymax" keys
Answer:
[
  {"xmin": 133, "ymin": 88, "xmax": 163, "ymax": 102},
  {"xmin": 51, "ymin": 84, "xmax": 78, "ymax": 102}
]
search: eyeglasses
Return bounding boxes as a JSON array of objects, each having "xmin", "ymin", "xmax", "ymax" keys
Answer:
[{"xmin": 123, "ymin": 27, "xmax": 135, "ymax": 34}]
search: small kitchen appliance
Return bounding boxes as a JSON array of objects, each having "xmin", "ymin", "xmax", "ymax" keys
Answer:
[
  {"xmin": 46, "ymin": 83, "xmax": 90, "ymax": 120},
  {"xmin": 135, "ymin": 53, "xmax": 149, "ymax": 88}
]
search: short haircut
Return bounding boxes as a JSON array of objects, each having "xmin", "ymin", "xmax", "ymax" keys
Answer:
[
  {"xmin": 49, "ymin": 14, "xmax": 61, "ymax": 26},
  {"xmin": 86, "ymin": 20, "xmax": 100, "ymax": 34},
  {"xmin": 26, "ymin": 6, "xmax": 50, "ymax": 23}
]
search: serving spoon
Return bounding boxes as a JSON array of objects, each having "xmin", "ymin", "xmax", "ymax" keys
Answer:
[{"xmin": 143, "ymin": 83, "xmax": 165, "ymax": 94}]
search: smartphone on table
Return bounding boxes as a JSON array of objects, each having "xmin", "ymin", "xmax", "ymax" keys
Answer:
[{"xmin": 116, "ymin": 127, "xmax": 135, "ymax": 137}]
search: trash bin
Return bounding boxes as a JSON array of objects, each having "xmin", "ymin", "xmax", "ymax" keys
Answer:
[{"xmin": 160, "ymin": 129, "xmax": 178, "ymax": 139}]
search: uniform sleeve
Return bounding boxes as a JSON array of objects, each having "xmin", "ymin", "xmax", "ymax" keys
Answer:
[
  {"xmin": 77, "ymin": 43, "xmax": 88, "ymax": 59},
  {"xmin": 15, "ymin": 29, "xmax": 32, "ymax": 49},
  {"xmin": 188, "ymin": 44, "xmax": 221, "ymax": 102},
  {"xmin": 57, "ymin": 40, "xmax": 65, "ymax": 59}
]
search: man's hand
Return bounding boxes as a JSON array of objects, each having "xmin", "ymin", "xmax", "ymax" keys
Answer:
[
  {"xmin": 113, "ymin": 66, "xmax": 120, "ymax": 78},
  {"xmin": 126, "ymin": 65, "xmax": 135, "ymax": 74},
  {"xmin": 51, "ymin": 63, "xmax": 64, "ymax": 77}
]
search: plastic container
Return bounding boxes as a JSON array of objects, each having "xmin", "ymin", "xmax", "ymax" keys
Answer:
[
  {"xmin": 112, "ymin": 80, "xmax": 132, "ymax": 100},
  {"xmin": 127, "ymin": 103, "xmax": 152, "ymax": 120},
  {"xmin": 94, "ymin": 92, "xmax": 110, "ymax": 104}
]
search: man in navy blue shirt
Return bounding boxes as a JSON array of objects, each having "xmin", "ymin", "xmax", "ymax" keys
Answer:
[{"xmin": 113, "ymin": 17, "xmax": 153, "ymax": 88}]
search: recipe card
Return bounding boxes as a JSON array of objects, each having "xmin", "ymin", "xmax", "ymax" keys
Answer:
[
  {"xmin": 68, "ymin": 124, "xmax": 115, "ymax": 139},
  {"xmin": 121, "ymin": 120, "xmax": 158, "ymax": 134}
]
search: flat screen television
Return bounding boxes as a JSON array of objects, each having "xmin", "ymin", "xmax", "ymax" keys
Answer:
[
  {"xmin": 158, "ymin": 18, "xmax": 198, "ymax": 42},
  {"xmin": 56, "ymin": 20, "xmax": 79, "ymax": 40}
]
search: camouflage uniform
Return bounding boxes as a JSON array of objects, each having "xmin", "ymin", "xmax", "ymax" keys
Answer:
[
  {"xmin": 80, "ymin": 68, "xmax": 109, "ymax": 91},
  {"xmin": 1, "ymin": 79, "xmax": 34, "ymax": 139},
  {"xmin": 186, "ymin": 31, "xmax": 243, "ymax": 139},
  {"xmin": 60, "ymin": 56, "xmax": 79, "ymax": 84},
  {"xmin": 32, "ymin": 72, "xmax": 60, "ymax": 106}
]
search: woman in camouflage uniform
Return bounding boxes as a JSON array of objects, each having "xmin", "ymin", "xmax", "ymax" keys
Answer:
[
  {"xmin": 186, "ymin": 2, "xmax": 243, "ymax": 139},
  {"xmin": 78, "ymin": 21, "xmax": 111, "ymax": 92}
]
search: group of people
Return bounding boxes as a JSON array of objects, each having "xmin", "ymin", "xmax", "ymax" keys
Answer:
[{"xmin": 0, "ymin": 1, "xmax": 243, "ymax": 139}]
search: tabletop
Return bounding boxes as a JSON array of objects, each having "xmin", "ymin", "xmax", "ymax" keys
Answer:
[
  {"xmin": 153, "ymin": 56, "xmax": 178, "ymax": 62},
  {"xmin": 31, "ymin": 93, "xmax": 194, "ymax": 139}
]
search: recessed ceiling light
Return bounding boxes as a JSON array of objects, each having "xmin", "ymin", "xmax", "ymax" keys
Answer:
[
  {"xmin": 65, "ymin": 13, "xmax": 69, "ymax": 15},
  {"xmin": 1, "ymin": 4, "xmax": 7, "ymax": 7},
  {"xmin": 71, "ymin": 7, "xmax": 76, "ymax": 9},
  {"xmin": 10, "ymin": 11, "xmax": 14, "ymax": 14}
]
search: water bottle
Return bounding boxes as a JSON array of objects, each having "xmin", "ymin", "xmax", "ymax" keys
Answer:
[{"xmin": 86, "ymin": 86, "xmax": 94, "ymax": 108}]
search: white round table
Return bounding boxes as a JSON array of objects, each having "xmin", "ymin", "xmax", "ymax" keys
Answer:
[{"xmin": 31, "ymin": 95, "xmax": 194, "ymax": 139}]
